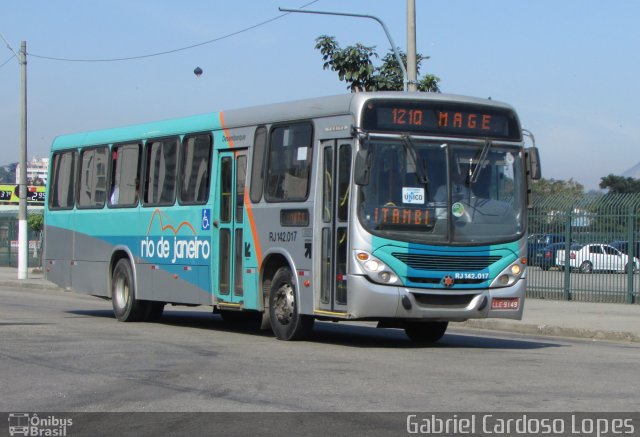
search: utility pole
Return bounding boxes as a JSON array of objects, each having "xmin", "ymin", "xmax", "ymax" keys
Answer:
[
  {"xmin": 0, "ymin": 34, "xmax": 29, "ymax": 279},
  {"xmin": 406, "ymin": 0, "xmax": 418, "ymax": 91},
  {"xmin": 18, "ymin": 41, "xmax": 28, "ymax": 279}
]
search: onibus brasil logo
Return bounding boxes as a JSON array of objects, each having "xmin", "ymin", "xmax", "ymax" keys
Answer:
[
  {"xmin": 8, "ymin": 413, "xmax": 73, "ymax": 436},
  {"xmin": 139, "ymin": 209, "xmax": 211, "ymax": 264}
]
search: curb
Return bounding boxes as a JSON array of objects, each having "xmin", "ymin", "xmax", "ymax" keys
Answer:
[
  {"xmin": 461, "ymin": 319, "xmax": 640, "ymax": 343},
  {"xmin": 0, "ymin": 279, "xmax": 63, "ymax": 292}
]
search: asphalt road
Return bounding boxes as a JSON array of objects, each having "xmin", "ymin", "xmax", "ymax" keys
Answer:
[{"xmin": 2, "ymin": 286, "xmax": 639, "ymax": 413}]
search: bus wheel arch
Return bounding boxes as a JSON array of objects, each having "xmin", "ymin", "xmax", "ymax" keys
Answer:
[{"xmin": 260, "ymin": 254, "xmax": 314, "ymax": 340}]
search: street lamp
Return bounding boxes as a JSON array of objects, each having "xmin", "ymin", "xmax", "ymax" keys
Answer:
[{"xmin": 278, "ymin": 7, "xmax": 409, "ymax": 91}]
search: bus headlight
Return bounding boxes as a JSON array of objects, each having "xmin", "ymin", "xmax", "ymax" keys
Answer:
[
  {"xmin": 490, "ymin": 259, "xmax": 526, "ymax": 288},
  {"xmin": 354, "ymin": 250, "xmax": 401, "ymax": 285}
]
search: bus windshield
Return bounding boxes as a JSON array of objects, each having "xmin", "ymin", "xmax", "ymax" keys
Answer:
[{"xmin": 357, "ymin": 139, "xmax": 524, "ymax": 245}]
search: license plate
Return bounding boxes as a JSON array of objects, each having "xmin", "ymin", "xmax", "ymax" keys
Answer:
[{"xmin": 491, "ymin": 298, "xmax": 520, "ymax": 310}]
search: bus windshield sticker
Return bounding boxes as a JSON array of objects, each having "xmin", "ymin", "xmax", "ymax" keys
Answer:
[
  {"xmin": 297, "ymin": 147, "xmax": 308, "ymax": 161},
  {"xmin": 402, "ymin": 188, "xmax": 425, "ymax": 205},
  {"xmin": 451, "ymin": 202, "xmax": 465, "ymax": 218}
]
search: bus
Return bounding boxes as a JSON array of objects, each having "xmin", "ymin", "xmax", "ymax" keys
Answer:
[{"xmin": 44, "ymin": 92, "xmax": 541, "ymax": 342}]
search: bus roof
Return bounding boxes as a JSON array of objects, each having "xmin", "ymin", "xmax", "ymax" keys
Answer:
[{"xmin": 51, "ymin": 92, "xmax": 518, "ymax": 150}]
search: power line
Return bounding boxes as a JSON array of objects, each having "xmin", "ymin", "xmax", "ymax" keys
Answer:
[
  {"xmin": 0, "ymin": 31, "xmax": 19, "ymax": 69},
  {"xmin": 28, "ymin": 0, "xmax": 321, "ymax": 63},
  {"xmin": 0, "ymin": 55, "xmax": 15, "ymax": 69}
]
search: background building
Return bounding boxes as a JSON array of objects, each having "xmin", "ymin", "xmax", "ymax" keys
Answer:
[{"xmin": 16, "ymin": 157, "xmax": 49, "ymax": 186}]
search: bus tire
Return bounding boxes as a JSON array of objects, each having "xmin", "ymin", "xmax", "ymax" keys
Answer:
[
  {"xmin": 111, "ymin": 259, "xmax": 148, "ymax": 322},
  {"xmin": 268, "ymin": 267, "xmax": 314, "ymax": 341},
  {"xmin": 146, "ymin": 302, "xmax": 165, "ymax": 322},
  {"xmin": 404, "ymin": 321, "xmax": 448, "ymax": 343}
]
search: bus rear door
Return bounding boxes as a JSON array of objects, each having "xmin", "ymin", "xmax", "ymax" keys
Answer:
[{"xmin": 213, "ymin": 150, "xmax": 248, "ymax": 307}]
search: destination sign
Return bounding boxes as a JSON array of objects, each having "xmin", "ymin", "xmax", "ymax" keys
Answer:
[{"xmin": 361, "ymin": 100, "xmax": 521, "ymax": 140}]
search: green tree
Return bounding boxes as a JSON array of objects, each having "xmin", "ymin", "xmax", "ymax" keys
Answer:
[
  {"xmin": 529, "ymin": 178, "xmax": 586, "ymax": 235},
  {"xmin": 599, "ymin": 174, "xmax": 640, "ymax": 193},
  {"xmin": 373, "ymin": 51, "xmax": 441, "ymax": 92},
  {"xmin": 27, "ymin": 213, "xmax": 43, "ymax": 233},
  {"xmin": 532, "ymin": 178, "xmax": 585, "ymax": 197},
  {"xmin": 315, "ymin": 35, "xmax": 440, "ymax": 92}
]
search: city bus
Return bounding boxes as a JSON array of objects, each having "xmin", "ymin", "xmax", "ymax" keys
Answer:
[{"xmin": 44, "ymin": 92, "xmax": 541, "ymax": 342}]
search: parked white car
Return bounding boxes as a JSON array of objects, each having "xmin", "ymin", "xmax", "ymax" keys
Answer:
[{"xmin": 555, "ymin": 243, "xmax": 640, "ymax": 273}]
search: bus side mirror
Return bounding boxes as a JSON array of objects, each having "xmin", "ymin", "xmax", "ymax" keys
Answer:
[
  {"xmin": 354, "ymin": 149, "xmax": 371, "ymax": 186},
  {"xmin": 525, "ymin": 147, "xmax": 541, "ymax": 180}
]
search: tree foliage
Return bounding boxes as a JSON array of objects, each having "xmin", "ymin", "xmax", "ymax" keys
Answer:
[
  {"xmin": 27, "ymin": 213, "xmax": 43, "ymax": 233},
  {"xmin": 532, "ymin": 178, "xmax": 585, "ymax": 198},
  {"xmin": 599, "ymin": 174, "xmax": 640, "ymax": 193},
  {"xmin": 314, "ymin": 35, "xmax": 440, "ymax": 92}
]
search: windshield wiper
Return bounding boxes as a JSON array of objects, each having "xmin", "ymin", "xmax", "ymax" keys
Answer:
[
  {"xmin": 401, "ymin": 135, "xmax": 429, "ymax": 185},
  {"xmin": 470, "ymin": 139, "xmax": 492, "ymax": 184}
]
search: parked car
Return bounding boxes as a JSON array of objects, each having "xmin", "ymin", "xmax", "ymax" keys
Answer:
[
  {"xmin": 527, "ymin": 233, "xmax": 567, "ymax": 261},
  {"xmin": 609, "ymin": 241, "xmax": 640, "ymax": 258},
  {"xmin": 556, "ymin": 243, "xmax": 640, "ymax": 273},
  {"xmin": 531, "ymin": 242, "xmax": 582, "ymax": 270}
]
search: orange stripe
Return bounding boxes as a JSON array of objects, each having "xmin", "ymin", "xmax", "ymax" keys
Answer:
[
  {"xmin": 244, "ymin": 189, "xmax": 263, "ymax": 267},
  {"xmin": 219, "ymin": 112, "xmax": 234, "ymax": 149},
  {"xmin": 218, "ymin": 112, "xmax": 263, "ymax": 268}
]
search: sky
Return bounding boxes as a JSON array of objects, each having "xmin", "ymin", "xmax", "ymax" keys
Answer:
[{"xmin": 1, "ymin": 0, "xmax": 639, "ymax": 190}]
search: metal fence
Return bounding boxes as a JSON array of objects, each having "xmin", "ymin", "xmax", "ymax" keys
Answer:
[
  {"xmin": 0, "ymin": 210, "xmax": 42, "ymax": 268},
  {"xmin": 2, "ymin": 195, "xmax": 640, "ymax": 304},
  {"xmin": 527, "ymin": 193, "xmax": 640, "ymax": 304}
]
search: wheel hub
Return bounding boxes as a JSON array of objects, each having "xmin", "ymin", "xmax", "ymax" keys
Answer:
[{"xmin": 273, "ymin": 283, "xmax": 294, "ymax": 325}]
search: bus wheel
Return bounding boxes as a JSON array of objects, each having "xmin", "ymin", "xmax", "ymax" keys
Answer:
[
  {"xmin": 146, "ymin": 302, "xmax": 165, "ymax": 322},
  {"xmin": 268, "ymin": 267, "xmax": 314, "ymax": 341},
  {"xmin": 111, "ymin": 259, "xmax": 147, "ymax": 322},
  {"xmin": 404, "ymin": 321, "xmax": 448, "ymax": 343}
]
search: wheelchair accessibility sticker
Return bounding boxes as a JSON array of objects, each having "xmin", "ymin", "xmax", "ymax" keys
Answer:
[{"xmin": 202, "ymin": 209, "xmax": 211, "ymax": 230}]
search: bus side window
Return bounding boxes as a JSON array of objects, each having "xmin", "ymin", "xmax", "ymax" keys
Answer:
[
  {"xmin": 264, "ymin": 122, "xmax": 312, "ymax": 202},
  {"xmin": 78, "ymin": 146, "xmax": 108, "ymax": 208},
  {"xmin": 179, "ymin": 134, "xmax": 212, "ymax": 204},
  {"xmin": 143, "ymin": 137, "xmax": 178, "ymax": 206},
  {"xmin": 110, "ymin": 143, "xmax": 141, "ymax": 208},
  {"xmin": 49, "ymin": 150, "xmax": 77, "ymax": 210},
  {"xmin": 249, "ymin": 126, "xmax": 267, "ymax": 203}
]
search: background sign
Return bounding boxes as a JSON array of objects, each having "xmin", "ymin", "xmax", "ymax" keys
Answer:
[{"xmin": 0, "ymin": 184, "xmax": 46, "ymax": 204}]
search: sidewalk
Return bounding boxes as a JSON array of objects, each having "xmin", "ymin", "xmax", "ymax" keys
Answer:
[{"xmin": 1, "ymin": 267, "xmax": 639, "ymax": 343}]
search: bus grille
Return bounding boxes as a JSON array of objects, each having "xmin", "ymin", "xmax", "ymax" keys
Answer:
[
  {"xmin": 392, "ymin": 253, "xmax": 501, "ymax": 271},
  {"xmin": 412, "ymin": 293, "xmax": 477, "ymax": 308},
  {"xmin": 408, "ymin": 277, "xmax": 486, "ymax": 285}
]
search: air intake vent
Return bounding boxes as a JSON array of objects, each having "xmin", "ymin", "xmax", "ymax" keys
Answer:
[{"xmin": 392, "ymin": 253, "xmax": 500, "ymax": 271}]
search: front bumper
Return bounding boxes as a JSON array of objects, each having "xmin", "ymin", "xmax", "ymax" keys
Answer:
[{"xmin": 345, "ymin": 274, "xmax": 525, "ymax": 321}]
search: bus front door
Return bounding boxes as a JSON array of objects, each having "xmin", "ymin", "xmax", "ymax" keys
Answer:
[
  {"xmin": 213, "ymin": 150, "xmax": 248, "ymax": 307},
  {"xmin": 319, "ymin": 140, "xmax": 352, "ymax": 314}
]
